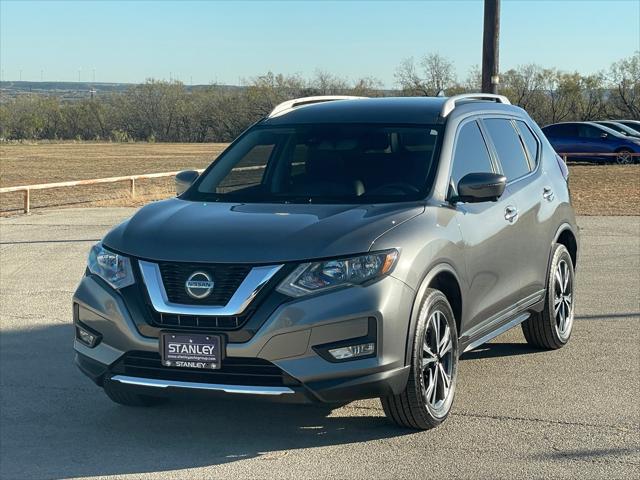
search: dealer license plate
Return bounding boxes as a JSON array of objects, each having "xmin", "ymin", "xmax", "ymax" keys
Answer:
[{"xmin": 160, "ymin": 332, "xmax": 222, "ymax": 370}]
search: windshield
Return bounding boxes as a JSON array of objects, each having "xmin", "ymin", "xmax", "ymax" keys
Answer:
[{"xmin": 187, "ymin": 124, "xmax": 442, "ymax": 204}]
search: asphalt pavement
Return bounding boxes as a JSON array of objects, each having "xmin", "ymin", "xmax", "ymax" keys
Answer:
[{"xmin": 0, "ymin": 208, "xmax": 638, "ymax": 479}]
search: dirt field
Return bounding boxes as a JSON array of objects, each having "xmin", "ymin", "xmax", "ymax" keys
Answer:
[
  {"xmin": 568, "ymin": 164, "xmax": 640, "ymax": 215},
  {"xmin": 1, "ymin": 142, "xmax": 638, "ymax": 215},
  {"xmin": 0, "ymin": 143, "xmax": 225, "ymax": 212}
]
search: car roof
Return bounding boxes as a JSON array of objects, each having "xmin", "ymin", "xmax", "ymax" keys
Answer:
[{"xmin": 261, "ymin": 96, "xmax": 523, "ymax": 126}]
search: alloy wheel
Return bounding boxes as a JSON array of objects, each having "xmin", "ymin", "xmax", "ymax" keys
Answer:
[
  {"xmin": 616, "ymin": 150, "xmax": 632, "ymax": 165},
  {"xmin": 553, "ymin": 259, "xmax": 574, "ymax": 340},
  {"xmin": 421, "ymin": 310, "xmax": 454, "ymax": 410}
]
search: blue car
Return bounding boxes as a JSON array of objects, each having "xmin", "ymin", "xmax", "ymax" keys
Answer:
[
  {"xmin": 596, "ymin": 121, "xmax": 640, "ymax": 138},
  {"xmin": 616, "ymin": 120, "xmax": 640, "ymax": 135},
  {"xmin": 541, "ymin": 122, "xmax": 640, "ymax": 164}
]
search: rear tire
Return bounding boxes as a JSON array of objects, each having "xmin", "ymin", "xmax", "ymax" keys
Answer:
[
  {"xmin": 522, "ymin": 244, "xmax": 575, "ymax": 349},
  {"xmin": 103, "ymin": 381, "xmax": 167, "ymax": 407},
  {"xmin": 381, "ymin": 288, "xmax": 458, "ymax": 430}
]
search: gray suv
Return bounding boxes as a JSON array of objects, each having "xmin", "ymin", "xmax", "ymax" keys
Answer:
[{"xmin": 73, "ymin": 94, "xmax": 579, "ymax": 429}]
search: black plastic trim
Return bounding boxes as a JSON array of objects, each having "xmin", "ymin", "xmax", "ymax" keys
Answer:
[{"xmin": 312, "ymin": 317, "xmax": 377, "ymax": 363}]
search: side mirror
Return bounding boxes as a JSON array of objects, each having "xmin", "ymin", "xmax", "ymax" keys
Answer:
[
  {"xmin": 600, "ymin": 132, "xmax": 608, "ymax": 139},
  {"xmin": 454, "ymin": 172, "xmax": 506, "ymax": 203},
  {"xmin": 175, "ymin": 170, "xmax": 199, "ymax": 196}
]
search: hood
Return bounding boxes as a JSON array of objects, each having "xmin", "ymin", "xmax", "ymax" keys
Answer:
[{"xmin": 103, "ymin": 198, "xmax": 424, "ymax": 263}]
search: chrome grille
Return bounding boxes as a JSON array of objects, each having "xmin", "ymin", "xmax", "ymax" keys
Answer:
[{"xmin": 157, "ymin": 262, "xmax": 252, "ymax": 306}]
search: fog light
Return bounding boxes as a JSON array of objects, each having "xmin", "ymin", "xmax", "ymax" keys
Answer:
[
  {"xmin": 328, "ymin": 342, "xmax": 375, "ymax": 360},
  {"xmin": 76, "ymin": 324, "xmax": 100, "ymax": 348}
]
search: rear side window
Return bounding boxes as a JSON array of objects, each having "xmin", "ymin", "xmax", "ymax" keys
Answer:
[
  {"xmin": 544, "ymin": 124, "xmax": 577, "ymax": 136},
  {"xmin": 515, "ymin": 120, "xmax": 539, "ymax": 167},
  {"xmin": 451, "ymin": 121, "xmax": 494, "ymax": 188},
  {"xmin": 484, "ymin": 119, "xmax": 531, "ymax": 182}
]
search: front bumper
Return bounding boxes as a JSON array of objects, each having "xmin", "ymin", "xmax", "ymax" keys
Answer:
[{"xmin": 73, "ymin": 273, "xmax": 415, "ymax": 404}]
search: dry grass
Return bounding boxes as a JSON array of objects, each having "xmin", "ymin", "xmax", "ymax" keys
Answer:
[
  {"xmin": 1, "ymin": 142, "xmax": 639, "ymax": 215},
  {"xmin": 0, "ymin": 142, "xmax": 225, "ymax": 212},
  {"xmin": 569, "ymin": 164, "xmax": 640, "ymax": 216}
]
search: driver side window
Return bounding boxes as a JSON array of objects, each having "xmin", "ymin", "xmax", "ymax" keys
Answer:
[
  {"xmin": 451, "ymin": 121, "xmax": 494, "ymax": 189},
  {"xmin": 578, "ymin": 125, "xmax": 602, "ymax": 139}
]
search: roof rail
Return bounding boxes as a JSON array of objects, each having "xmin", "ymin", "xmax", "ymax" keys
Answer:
[
  {"xmin": 268, "ymin": 95, "xmax": 366, "ymax": 118},
  {"xmin": 441, "ymin": 93, "xmax": 511, "ymax": 117}
]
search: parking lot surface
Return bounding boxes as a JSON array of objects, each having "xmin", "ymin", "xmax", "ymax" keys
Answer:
[{"xmin": 1, "ymin": 208, "xmax": 638, "ymax": 479}]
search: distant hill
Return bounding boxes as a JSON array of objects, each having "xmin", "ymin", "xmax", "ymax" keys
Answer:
[{"xmin": 0, "ymin": 81, "xmax": 244, "ymax": 101}]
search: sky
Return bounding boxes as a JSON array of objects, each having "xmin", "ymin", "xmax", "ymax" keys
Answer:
[{"xmin": 1, "ymin": 0, "xmax": 639, "ymax": 87}]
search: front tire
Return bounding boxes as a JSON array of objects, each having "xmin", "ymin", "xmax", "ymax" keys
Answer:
[
  {"xmin": 381, "ymin": 289, "xmax": 458, "ymax": 430},
  {"xmin": 615, "ymin": 148, "xmax": 633, "ymax": 165},
  {"xmin": 522, "ymin": 244, "xmax": 575, "ymax": 349}
]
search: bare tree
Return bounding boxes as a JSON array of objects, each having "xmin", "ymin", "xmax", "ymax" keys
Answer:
[
  {"xmin": 501, "ymin": 64, "xmax": 544, "ymax": 109},
  {"xmin": 350, "ymin": 76, "xmax": 384, "ymax": 97},
  {"xmin": 309, "ymin": 70, "xmax": 349, "ymax": 95},
  {"xmin": 421, "ymin": 53, "xmax": 456, "ymax": 94},
  {"xmin": 538, "ymin": 69, "xmax": 574, "ymax": 124},
  {"xmin": 462, "ymin": 65, "xmax": 482, "ymax": 92},
  {"xmin": 609, "ymin": 52, "xmax": 640, "ymax": 118},
  {"xmin": 395, "ymin": 53, "xmax": 456, "ymax": 96}
]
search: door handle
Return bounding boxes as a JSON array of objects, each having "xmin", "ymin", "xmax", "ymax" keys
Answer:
[
  {"xmin": 543, "ymin": 186, "xmax": 554, "ymax": 201},
  {"xmin": 504, "ymin": 206, "xmax": 519, "ymax": 223}
]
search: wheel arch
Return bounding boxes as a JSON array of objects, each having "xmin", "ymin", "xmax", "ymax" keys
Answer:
[
  {"xmin": 554, "ymin": 224, "xmax": 578, "ymax": 268},
  {"xmin": 403, "ymin": 263, "xmax": 463, "ymax": 365},
  {"xmin": 542, "ymin": 223, "xmax": 579, "ymax": 293},
  {"xmin": 614, "ymin": 146, "xmax": 633, "ymax": 152}
]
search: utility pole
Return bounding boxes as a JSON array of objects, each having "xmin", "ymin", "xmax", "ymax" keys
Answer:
[{"xmin": 481, "ymin": 0, "xmax": 500, "ymax": 94}]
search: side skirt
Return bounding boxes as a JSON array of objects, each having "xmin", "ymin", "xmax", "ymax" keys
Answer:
[
  {"xmin": 462, "ymin": 312, "xmax": 530, "ymax": 353},
  {"xmin": 460, "ymin": 289, "xmax": 545, "ymax": 353}
]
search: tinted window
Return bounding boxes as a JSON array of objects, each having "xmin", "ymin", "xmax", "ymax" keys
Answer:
[
  {"xmin": 578, "ymin": 124, "xmax": 603, "ymax": 139},
  {"xmin": 515, "ymin": 120, "xmax": 539, "ymax": 166},
  {"xmin": 544, "ymin": 124, "xmax": 578, "ymax": 136},
  {"xmin": 451, "ymin": 121, "xmax": 494, "ymax": 188},
  {"xmin": 191, "ymin": 124, "xmax": 442, "ymax": 204},
  {"xmin": 620, "ymin": 121, "xmax": 640, "ymax": 134},
  {"xmin": 599, "ymin": 122, "xmax": 624, "ymax": 134},
  {"xmin": 484, "ymin": 118, "xmax": 531, "ymax": 181},
  {"xmin": 217, "ymin": 143, "xmax": 274, "ymax": 193}
]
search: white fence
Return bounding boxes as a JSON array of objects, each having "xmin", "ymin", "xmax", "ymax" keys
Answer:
[{"xmin": 0, "ymin": 170, "xmax": 204, "ymax": 214}]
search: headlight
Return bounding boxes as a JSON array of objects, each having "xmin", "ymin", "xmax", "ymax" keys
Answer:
[
  {"xmin": 277, "ymin": 250, "xmax": 399, "ymax": 297},
  {"xmin": 87, "ymin": 243, "xmax": 135, "ymax": 289}
]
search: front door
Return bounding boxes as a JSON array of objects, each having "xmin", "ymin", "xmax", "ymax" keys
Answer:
[{"xmin": 448, "ymin": 118, "xmax": 523, "ymax": 335}]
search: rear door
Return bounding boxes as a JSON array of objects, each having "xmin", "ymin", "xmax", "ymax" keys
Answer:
[
  {"xmin": 481, "ymin": 117, "xmax": 550, "ymax": 305},
  {"xmin": 450, "ymin": 118, "xmax": 523, "ymax": 335},
  {"xmin": 550, "ymin": 123, "xmax": 580, "ymax": 155}
]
